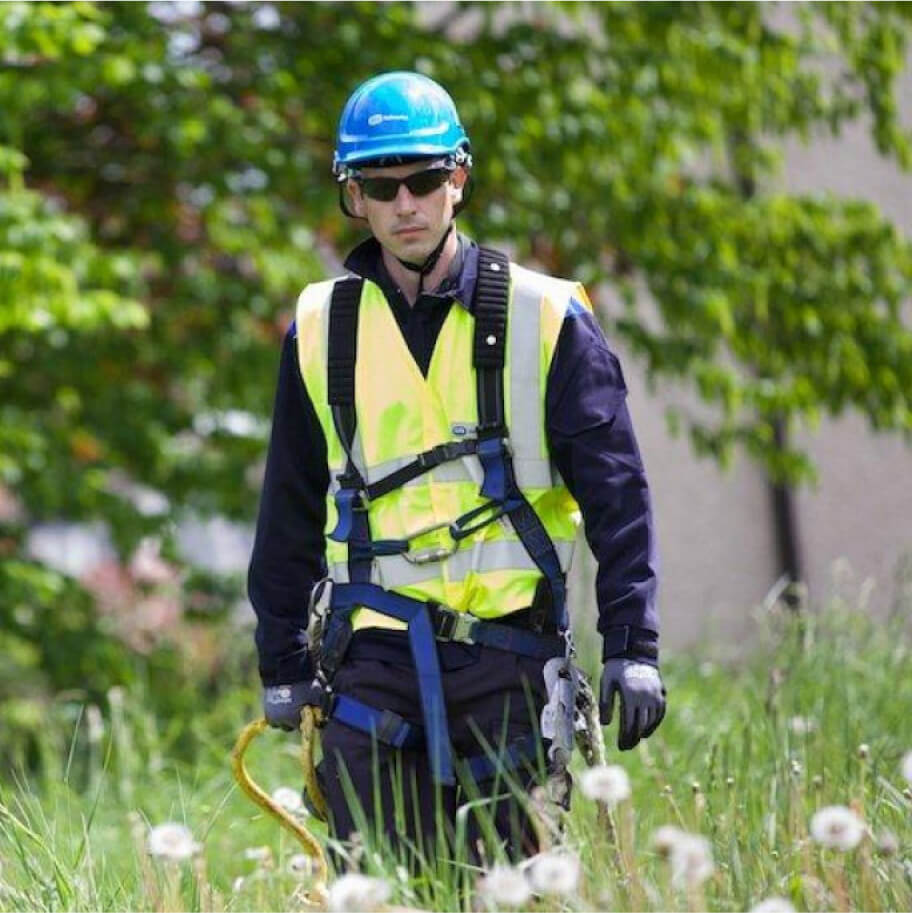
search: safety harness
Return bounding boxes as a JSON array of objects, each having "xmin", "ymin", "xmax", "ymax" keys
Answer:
[{"xmin": 314, "ymin": 247, "xmax": 573, "ymax": 786}]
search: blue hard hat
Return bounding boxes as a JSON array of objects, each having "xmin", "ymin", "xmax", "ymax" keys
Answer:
[{"xmin": 333, "ymin": 71, "xmax": 471, "ymax": 178}]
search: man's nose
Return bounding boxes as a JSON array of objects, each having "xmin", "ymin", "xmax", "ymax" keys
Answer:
[{"xmin": 393, "ymin": 182, "xmax": 417, "ymax": 212}]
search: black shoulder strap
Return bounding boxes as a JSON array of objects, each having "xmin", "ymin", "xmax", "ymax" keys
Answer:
[
  {"xmin": 472, "ymin": 247, "xmax": 570, "ymax": 635},
  {"xmin": 473, "ymin": 246, "xmax": 510, "ymax": 433},
  {"xmin": 327, "ymin": 276, "xmax": 364, "ymax": 471}
]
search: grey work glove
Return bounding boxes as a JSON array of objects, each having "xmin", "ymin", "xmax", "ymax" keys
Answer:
[
  {"xmin": 263, "ymin": 680, "xmax": 325, "ymax": 731},
  {"xmin": 599, "ymin": 659, "xmax": 667, "ymax": 751}
]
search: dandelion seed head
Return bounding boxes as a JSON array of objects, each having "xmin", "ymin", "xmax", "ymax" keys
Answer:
[
  {"xmin": 875, "ymin": 830, "xmax": 899, "ymax": 857},
  {"xmin": 789, "ymin": 759, "xmax": 802, "ymax": 777},
  {"xmin": 669, "ymin": 833, "xmax": 714, "ymax": 889},
  {"xmin": 725, "ymin": 776, "xmax": 735, "ymax": 787},
  {"xmin": 287, "ymin": 853, "xmax": 316, "ymax": 878},
  {"xmin": 901, "ymin": 750, "xmax": 912, "ymax": 785},
  {"xmin": 857, "ymin": 743, "xmax": 870, "ymax": 760},
  {"xmin": 691, "ymin": 780, "xmax": 701, "ymax": 794},
  {"xmin": 527, "ymin": 850, "xmax": 581, "ymax": 896},
  {"xmin": 750, "ymin": 896, "xmax": 796, "ymax": 912},
  {"xmin": 326, "ymin": 873, "xmax": 391, "ymax": 912},
  {"xmin": 652, "ymin": 824, "xmax": 687, "ymax": 858},
  {"xmin": 809, "ymin": 805, "xmax": 865, "ymax": 851},
  {"xmin": 477, "ymin": 864, "xmax": 532, "ymax": 908},
  {"xmin": 579, "ymin": 764, "xmax": 631, "ymax": 806},
  {"xmin": 271, "ymin": 786, "xmax": 304, "ymax": 813},
  {"xmin": 147, "ymin": 822, "xmax": 201, "ymax": 860},
  {"xmin": 812, "ymin": 774, "xmax": 823, "ymax": 789}
]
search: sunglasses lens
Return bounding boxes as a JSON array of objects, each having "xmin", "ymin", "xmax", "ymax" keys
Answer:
[
  {"xmin": 359, "ymin": 168, "xmax": 449, "ymax": 201},
  {"xmin": 404, "ymin": 168, "xmax": 449, "ymax": 196},
  {"xmin": 360, "ymin": 177, "xmax": 399, "ymax": 201}
]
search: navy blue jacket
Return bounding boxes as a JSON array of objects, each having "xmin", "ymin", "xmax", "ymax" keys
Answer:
[{"xmin": 248, "ymin": 235, "xmax": 660, "ymax": 686}]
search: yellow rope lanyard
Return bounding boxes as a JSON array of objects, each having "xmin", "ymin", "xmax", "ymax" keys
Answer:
[{"xmin": 230, "ymin": 707, "xmax": 329, "ymax": 903}]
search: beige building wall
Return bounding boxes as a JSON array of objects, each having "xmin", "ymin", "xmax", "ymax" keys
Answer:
[{"xmin": 570, "ymin": 66, "xmax": 912, "ymax": 654}]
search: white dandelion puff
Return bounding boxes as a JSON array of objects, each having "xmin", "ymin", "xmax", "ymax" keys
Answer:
[
  {"xmin": 579, "ymin": 764, "xmax": 631, "ymax": 806},
  {"xmin": 652, "ymin": 824, "xmax": 687, "ymax": 857},
  {"xmin": 271, "ymin": 786, "xmax": 304, "ymax": 813},
  {"xmin": 875, "ymin": 830, "xmax": 899, "ymax": 857},
  {"xmin": 232, "ymin": 876, "xmax": 245, "ymax": 893},
  {"xmin": 147, "ymin": 822, "xmax": 201, "ymax": 860},
  {"xmin": 527, "ymin": 850, "xmax": 581, "ymax": 896},
  {"xmin": 750, "ymin": 897, "xmax": 796, "ymax": 912},
  {"xmin": 326, "ymin": 873, "xmax": 391, "ymax": 912},
  {"xmin": 287, "ymin": 853, "xmax": 317, "ymax": 879},
  {"xmin": 669, "ymin": 833, "xmax": 714, "ymax": 889},
  {"xmin": 901, "ymin": 750, "xmax": 912, "ymax": 785},
  {"xmin": 809, "ymin": 805, "xmax": 865, "ymax": 851},
  {"xmin": 477, "ymin": 864, "xmax": 532, "ymax": 908}
]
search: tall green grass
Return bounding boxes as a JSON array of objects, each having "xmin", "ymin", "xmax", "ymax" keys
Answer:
[{"xmin": 1, "ymin": 586, "xmax": 911, "ymax": 912}]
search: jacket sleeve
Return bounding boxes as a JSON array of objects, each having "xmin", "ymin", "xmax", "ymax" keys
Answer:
[
  {"xmin": 248, "ymin": 325, "xmax": 330, "ymax": 686},
  {"xmin": 545, "ymin": 306, "xmax": 660, "ymax": 665}
]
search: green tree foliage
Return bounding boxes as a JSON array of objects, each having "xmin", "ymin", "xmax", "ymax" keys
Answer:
[{"xmin": 1, "ymin": 1, "xmax": 911, "ymax": 758}]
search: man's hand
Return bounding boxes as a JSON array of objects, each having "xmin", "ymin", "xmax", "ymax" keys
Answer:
[
  {"xmin": 599, "ymin": 659, "xmax": 666, "ymax": 751},
  {"xmin": 263, "ymin": 680, "xmax": 325, "ymax": 731}
]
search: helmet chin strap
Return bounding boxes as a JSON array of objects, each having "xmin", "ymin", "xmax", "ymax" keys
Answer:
[{"xmin": 395, "ymin": 223, "xmax": 454, "ymax": 295}]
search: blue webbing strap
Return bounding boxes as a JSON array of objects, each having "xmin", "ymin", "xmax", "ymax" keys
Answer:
[
  {"xmin": 476, "ymin": 436, "xmax": 510, "ymax": 501},
  {"xmin": 331, "ymin": 695, "xmax": 424, "ymax": 750},
  {"xmin": 331, "ymin": 582, "xmax": 455, "ymax": 785},
  {"xmin": 329, "ymin": 693, "xmax": 540, "ymax": 782}
]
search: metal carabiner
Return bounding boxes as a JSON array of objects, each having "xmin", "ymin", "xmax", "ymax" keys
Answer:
[{"xmin": 401, "ymin": 518, "xmax": 458, "ymax": 565}]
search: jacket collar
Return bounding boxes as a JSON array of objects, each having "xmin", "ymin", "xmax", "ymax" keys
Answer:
[{"xmin": 343, "ymin": 233, "xmax": 479, "ymax": 312}]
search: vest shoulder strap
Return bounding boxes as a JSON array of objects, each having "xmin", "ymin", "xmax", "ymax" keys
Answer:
[
  {"xmin": 473, "ymin": 246, "xmax": 511, "ymax": 432},
  {"xmin": 327, "ymin": 275, "xmax": 363, "ymax": 471}
]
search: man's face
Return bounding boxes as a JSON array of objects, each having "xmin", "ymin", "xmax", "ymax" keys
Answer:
[{"xmin": 347, "ymin": 159, "xmax": 467, "ymax": 264}]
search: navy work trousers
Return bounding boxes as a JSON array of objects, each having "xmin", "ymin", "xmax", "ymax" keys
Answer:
[{"xmin": 317, "ymin": 643, "xmax": 551, "ymax": 868}]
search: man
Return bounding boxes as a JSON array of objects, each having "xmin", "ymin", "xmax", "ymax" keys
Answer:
[{"xmin": 248, "ymin": 71, "xmax": 664, "ymax": 865}]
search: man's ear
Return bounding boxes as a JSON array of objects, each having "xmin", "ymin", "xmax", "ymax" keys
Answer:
[
  {"xmin": 347, "ymin": 179, "xmax": 366, "ymax": 218},
  {"xmin": 449, "ymin": 166, "xmax": 468, "ymax": 206}
]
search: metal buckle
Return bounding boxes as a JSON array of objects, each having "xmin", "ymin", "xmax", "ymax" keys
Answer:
[
  {"xmin": 418, "ymin": 441, "xmax": 463, "ymax": 469},
  {"xmin": 318, "ymin": 688, "xmax": 337, "ymax": 722},
  {"xmin": 434, "ymin": 606, "xmax": 476, "ymax": 644}
]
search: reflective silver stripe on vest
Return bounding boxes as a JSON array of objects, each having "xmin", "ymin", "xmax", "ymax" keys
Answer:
[
  {"xmin": 331, "ymin": 537, "xmax": 575, "ymax": 591},
  {"xmin": 507, "ymin": 270, "xmax": 553, "ymax": 490}
]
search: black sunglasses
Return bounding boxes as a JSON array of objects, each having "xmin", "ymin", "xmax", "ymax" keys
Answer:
[{"xmin": 356, "ymin": 167, "xmax": 452, "ymax": 202}]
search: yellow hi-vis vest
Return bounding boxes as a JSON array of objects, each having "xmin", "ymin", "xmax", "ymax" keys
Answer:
[{"xmin": 295, "ymin": 262, "xmax": 588, "ymax": 633}]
